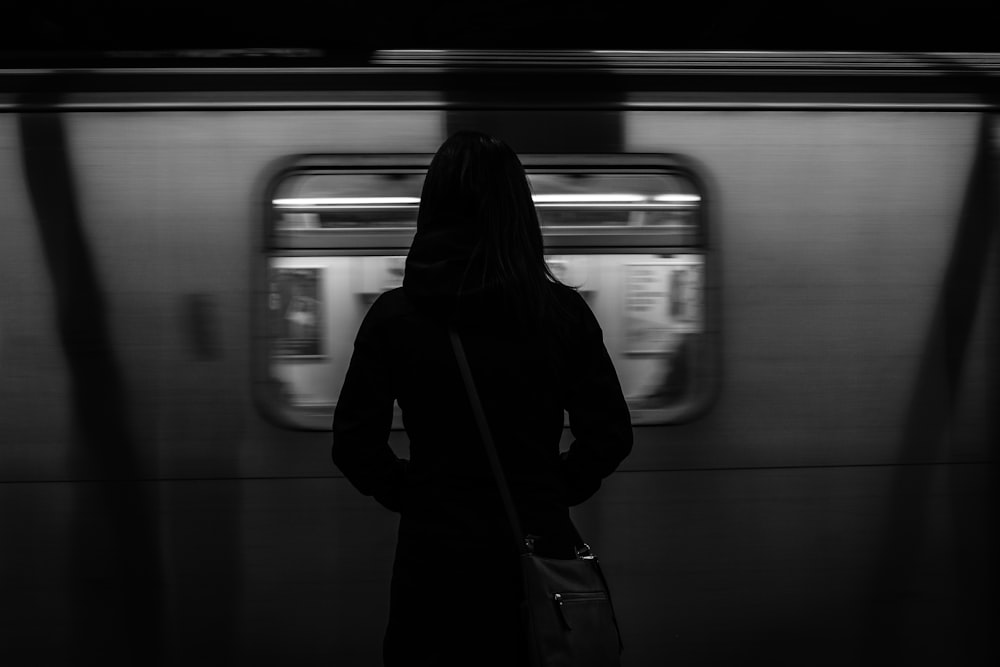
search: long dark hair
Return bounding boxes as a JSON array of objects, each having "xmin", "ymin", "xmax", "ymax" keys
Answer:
[{"xmin": 416, "ymin": 131, "xmax": 565, "ymax": 327}]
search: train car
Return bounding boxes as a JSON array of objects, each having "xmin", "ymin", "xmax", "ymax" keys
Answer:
[{"xmin": 0, "ymin": 51, "xmax": 997, "ymax": 666}]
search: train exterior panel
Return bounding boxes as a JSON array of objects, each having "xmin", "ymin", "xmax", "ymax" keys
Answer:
[{"xmin": 0, "ymin": 53, "xmax": 996, "ymax": 666}]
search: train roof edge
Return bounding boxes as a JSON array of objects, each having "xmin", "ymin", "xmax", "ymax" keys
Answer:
[{"xmin": 3, "ymin": 50, "xmax": 1000, "ymax": 105}]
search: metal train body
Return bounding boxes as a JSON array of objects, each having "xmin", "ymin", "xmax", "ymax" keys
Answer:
[{"xmin": 1, "ymin": 52, "xmax": 997, "ymax": 666}]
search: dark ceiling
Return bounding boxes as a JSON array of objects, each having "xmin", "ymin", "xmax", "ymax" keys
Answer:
[{"xmin": 2, "ymin": 2, "xmax": 996, "ymax": 64}]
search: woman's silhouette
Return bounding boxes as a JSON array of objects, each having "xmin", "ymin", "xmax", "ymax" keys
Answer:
[{"xmin": 332, "ymin": 131, "xmax": 633, "ymax": 666}]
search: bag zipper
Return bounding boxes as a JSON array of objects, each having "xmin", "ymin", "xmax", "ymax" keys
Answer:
[{"xmin": 552, "ymin": 591, "xmax": 610, "ymax": 630}]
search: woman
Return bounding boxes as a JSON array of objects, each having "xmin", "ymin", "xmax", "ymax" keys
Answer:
[{"xmin": 332, "ymin": 132, "xmax": 633, "ymax": 666}]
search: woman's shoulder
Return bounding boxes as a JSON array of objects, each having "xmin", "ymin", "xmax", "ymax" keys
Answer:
[
  {"xmin": 356, "ymin": 288, "xmax": 418, "ymax": 338},
  {"xmin": 369, "ymin": 286, "xmax": 411, "ymax": 313},
  {"xmin": 551, "ymin": 282, "xmax": 585, "ymax": 305},
  {"xmin": 549, "ymin": 282, "xmax": 600, "ymax": 330}
]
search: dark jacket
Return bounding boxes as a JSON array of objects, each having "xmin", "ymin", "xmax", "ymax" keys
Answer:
[{"xmin": 331, "ymin": 227, "xmax": 633, "ymax": 666}]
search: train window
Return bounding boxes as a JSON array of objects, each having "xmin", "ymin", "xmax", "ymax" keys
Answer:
[{"xmin": 257, "ymin": 155, "xmax": 715, "ymax": 429}]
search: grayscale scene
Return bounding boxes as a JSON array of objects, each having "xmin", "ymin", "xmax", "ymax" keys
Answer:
[{"xmin": 1, "ymin": 3, "xmax": 996, "ymax": 666}]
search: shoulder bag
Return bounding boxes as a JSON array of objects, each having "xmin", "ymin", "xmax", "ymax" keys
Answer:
[{"xmin": 449, "ymin": 327, "xmax": 624, "ymax": 667}]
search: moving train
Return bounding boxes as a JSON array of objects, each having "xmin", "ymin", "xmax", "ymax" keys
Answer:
[{"xmin": 1, "ymin": 51, "xmax": 997, "ymax": 666}]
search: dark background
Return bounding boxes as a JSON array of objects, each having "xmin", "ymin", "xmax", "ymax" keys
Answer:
[{"xmin": 1, "ymin": 1, "xmax": 997, "ymax": 64}]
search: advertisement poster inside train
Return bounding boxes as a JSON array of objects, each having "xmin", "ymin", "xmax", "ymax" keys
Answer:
[
  {"xmin": 269, "ymin": 267, "xmax": 324, "ymax": 357},
  {"xmin": 624, "ymin": 260, "xmax": 703, "ymax": 354}
]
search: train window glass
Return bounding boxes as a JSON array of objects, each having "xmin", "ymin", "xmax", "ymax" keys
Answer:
[
  {"xmin": 258, "ymin": 156, "xmax": 714, "ymax": 429},
  {"xmin": 273, "ymin": 172, "xmax": 424, "ymax": 232}
]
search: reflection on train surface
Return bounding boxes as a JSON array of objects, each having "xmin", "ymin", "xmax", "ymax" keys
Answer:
[{"xmin": 0, "ymin": 51, "xmax": 997, "ymax": 666}]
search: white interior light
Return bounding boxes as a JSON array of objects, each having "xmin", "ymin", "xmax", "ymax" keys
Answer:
[
  {"xmin": 273, "ymin": 197, "xmax": 421, "ymax": 208},
  {"xmin": 274, "ymin": 193, "xmax": 700, "ymax": 209},
  {"xmin": 653, "ymin": 194, "xmax": 701, "ymax": 202},
  {"xmin": 532, "ymin": 194, "xmax": 646, "ymax": 203}
]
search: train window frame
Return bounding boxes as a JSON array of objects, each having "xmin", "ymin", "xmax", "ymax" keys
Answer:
[{"xmin": 253, "ymin": 154, "xmax": 718, "ymax": 430}]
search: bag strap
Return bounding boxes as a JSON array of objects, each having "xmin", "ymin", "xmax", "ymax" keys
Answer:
[
  {"xmin": 448, "ymin": 327, "xmax": 530, "ymax": 556},
  {"xmin": 451, "ymin": 327, "xmax": 626, "ymax": 653}
]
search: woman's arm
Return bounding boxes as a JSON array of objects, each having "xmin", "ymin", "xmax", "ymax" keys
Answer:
[
  {"xmin": 331, "ymin": 299, "xmax": 407, "ymax": 511},
  {"xmin": 561, "ymin": 295, "xmax": 634, "ymax": 506}
]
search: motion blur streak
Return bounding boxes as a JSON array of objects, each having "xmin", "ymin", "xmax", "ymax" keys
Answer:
[
  {"xmin": 18, "ymin": 101, "xmax": 164, "ymax": 666},
  {"xmin": 864, "ymin": 113, "xmax": 999, "ymax": 664}
]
